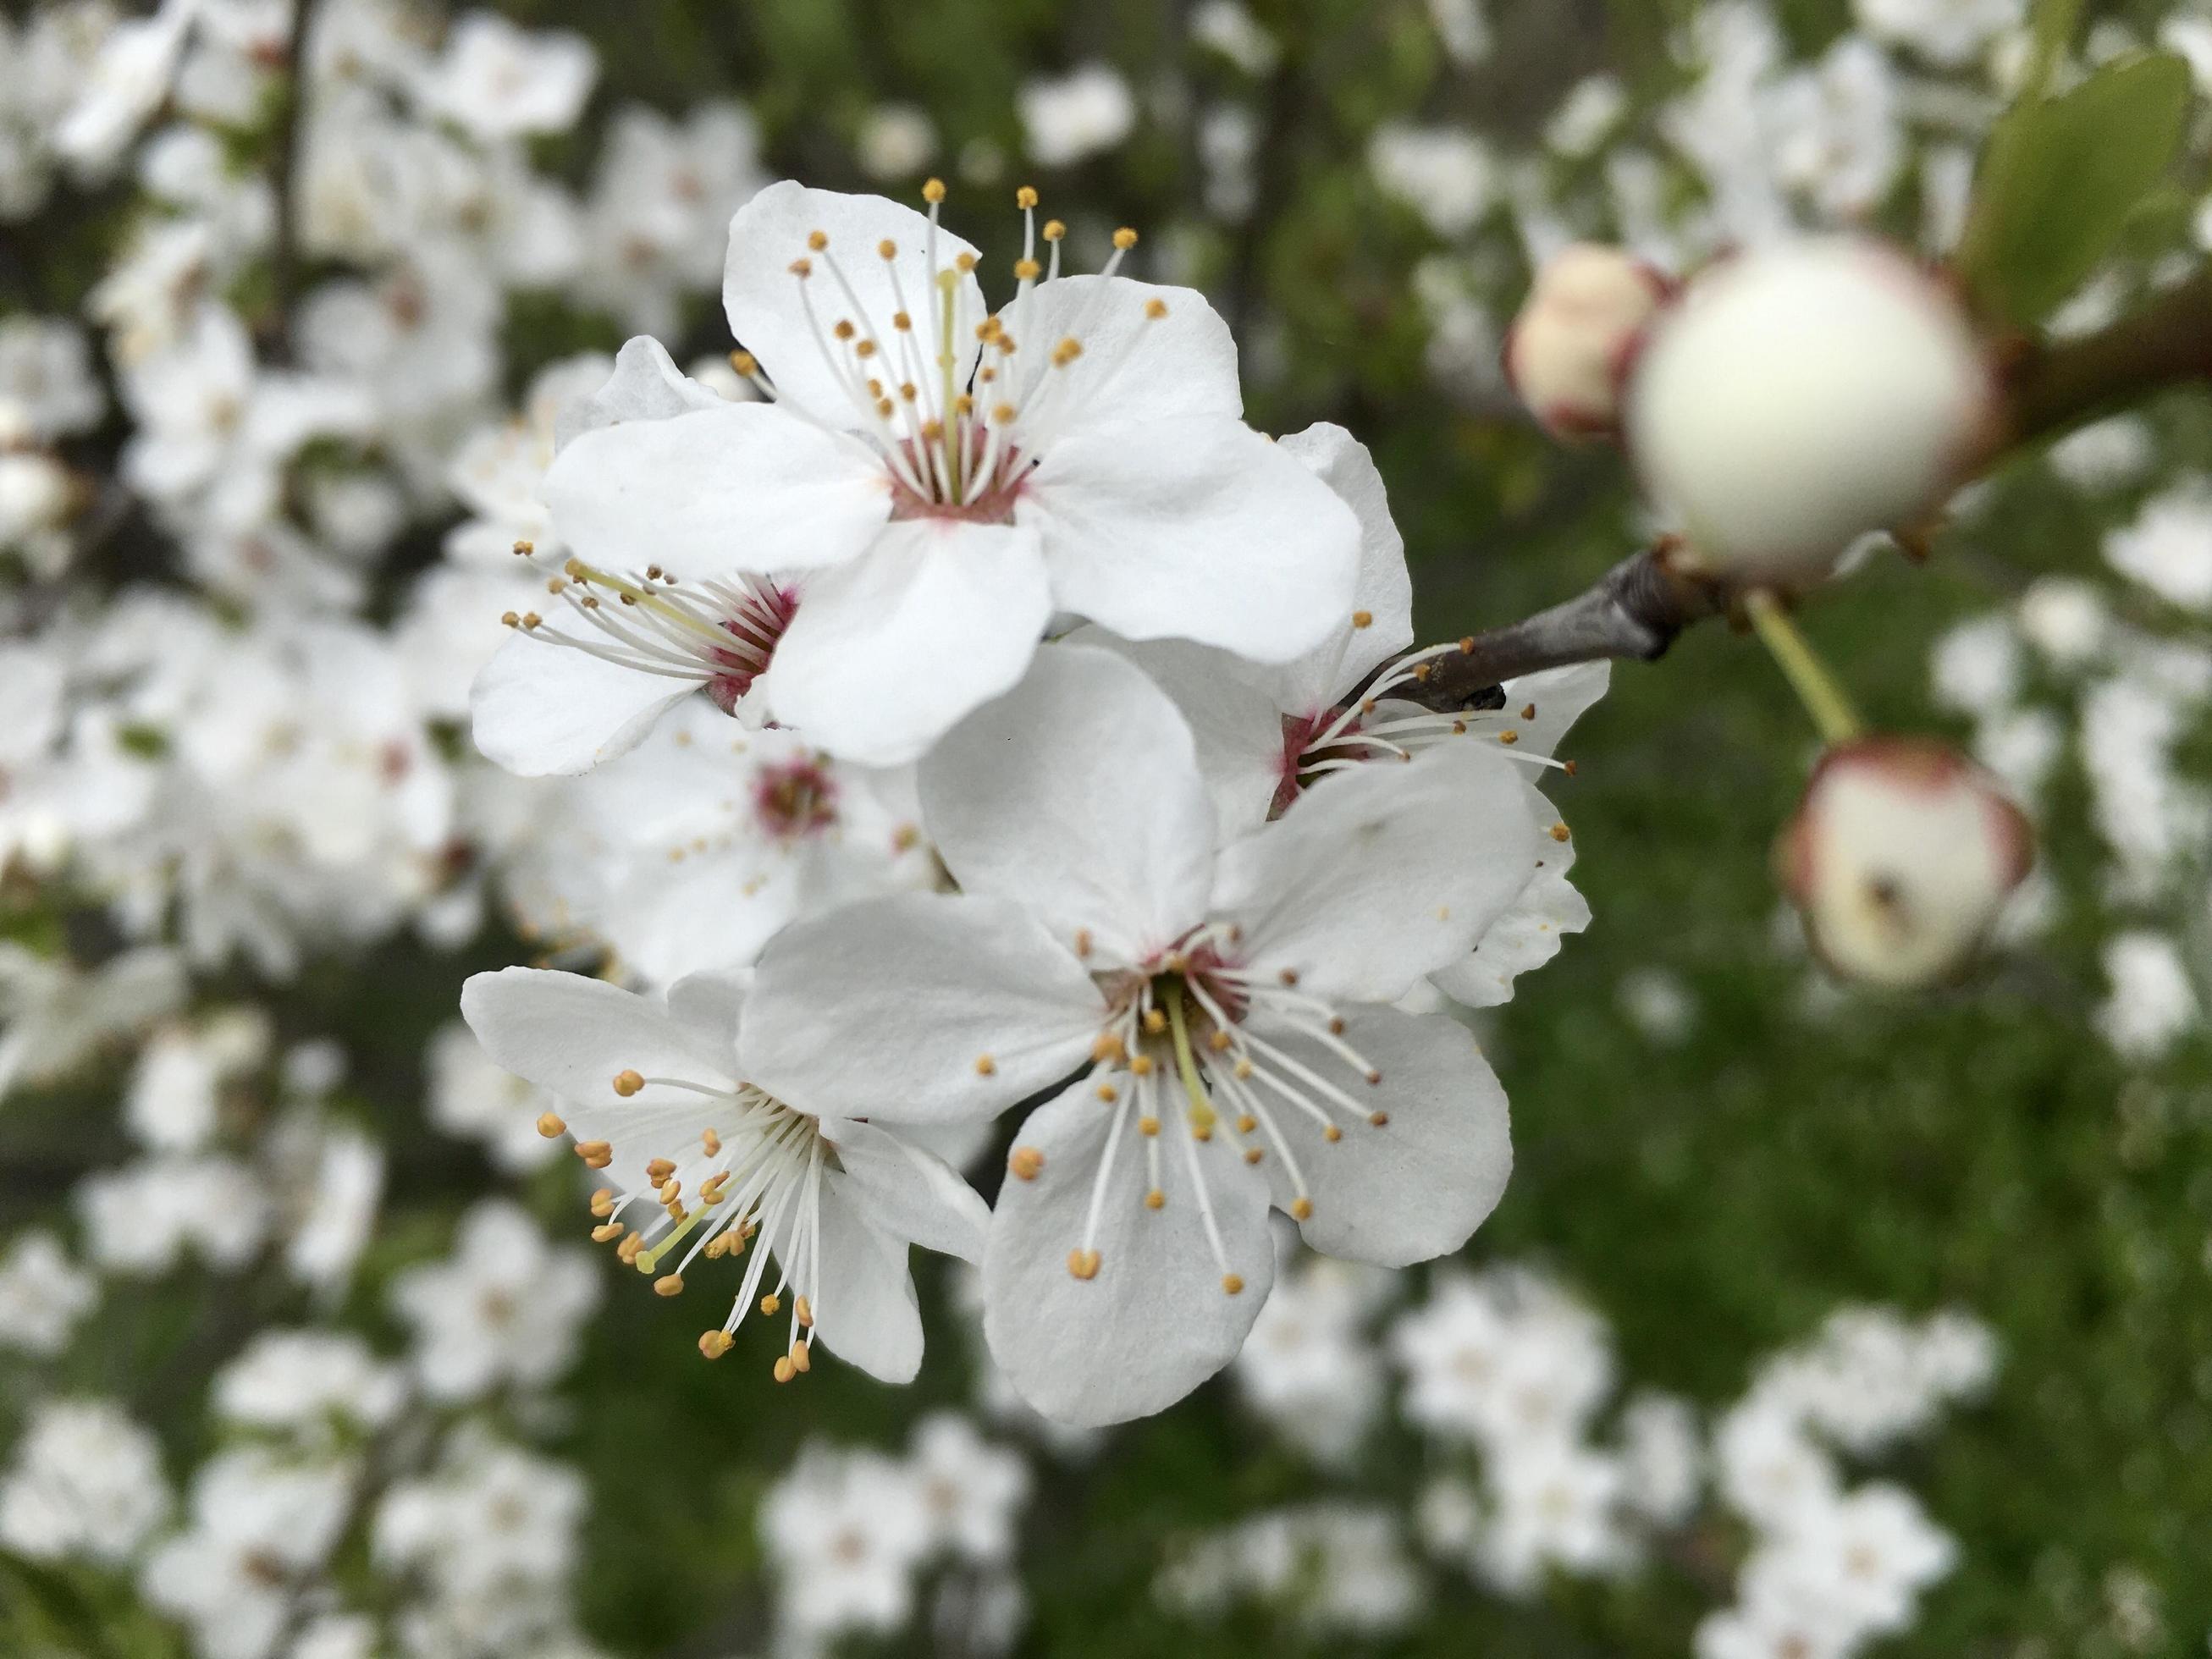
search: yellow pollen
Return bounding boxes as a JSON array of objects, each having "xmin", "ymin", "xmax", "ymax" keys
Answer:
[
  {"xmin": 877, "ymin": 238, "xmax": 896, "ymax": 259},
  {"xmin": 1352, "ymin": 609, "xmax": 1373, "ymax": 628},
  {"xmin": 1067, "ymin": 1248, "xmax": 1101, "ymax": 1281},
  {"xmin": 1243, "ymin": 1147, "xmax": 1263, "ymax": 1166},
  {"xmin": 993, "ymin": 401, "xmax": 1017, "ymax": 423},
  {"xmin": 1522, "ymin": 703, "xmax": 1538, "ymax": 720},
  {"xmin": 954, "ymin": 394, "xmax": 974, "ymax": 416},
  {"xmin": 616, "ymin": 1233, "xmax": 645, "ymax": 1264},
  {"xmin": 1221, "ymin": 1273, "xmax": 1244, "ymax": 1295},
  {"xmin": 974, "ymin": 1053, "xmax": 998, "ymax": 1076},
  {"xmin": 536, "ymin": 1112, "xmax": 565, "ymax": 1138},
  {"xmin": 773, "ymin": 1355, "xmax": 795, "ymax": 1383},
  {"xmin": 1130, "ymin": 1055, "xmax": 1155, "ymax": 1077},
  {"xmin": 703, "ymin": 1127, "xmax": 721, "ymax": 1156},
  {"xmin": 923, "ymin": 177, "xmax": 946, "ymax": 202},
  {"xmin": 1369, "ymin": 1111, "xmax": 1391, "ymax": 1127},
  {"xmin": 1499, "ymin": 730, "xmax": 1520, "ymax": 745},
  {"xmin": 591, "ymin": 1222, "xmax": 625, "ymax": 1243},
  {"xmin": 576, "ymin": 1140, "xmax": 613, "ymax": 1168},
  {"xmin": 833, "ymin": 319, "xmax": 855, "ymax": 340},
  {"xmin": 1096, "ymin": 1083, "xmax": 1119, "ymax": 1103},
  {"xmin": 1051, "ymin": 337, "xmax": 1083, "ymax": 367},
  {"xmin": 899, "ymin": 382, "xmax": 918, "ymax": 400},
  {"xmin": 521, "ymin": 613, "xmax": 541, "ymax": 630},
  {"xmin": 653, "ymin": 1273, "xmax": 684, "ymax": 1297},
  {"xmin": 892, "ymin": 311, "xmax": 911, "ymax": 331},
  {"xmin": 1139, "ymin": 1116, "xmax": 1161, "ymax": 1137},
  {"xmin": 760, "ymin": 1293, "xmax": 781, "ymax": 1316},
  {"xmin": 1145, "ymin": 1188, "xmax": 1165, "ymax": 1210},
  {"xmin": 704, "ymin": 1232, "xmax": 733, "ymax": 1259},
  {"xmin": 1009, "ymin": 1146, "xmax": 1046, "ymax": 1181},
  {"xmin": 854, "ymin": 339, "xmax": 878, "ymax": 358},
  {"xmin": 789, "ymin": 257, "xmax": 812, "ymax": 278},
  {"xmin": 512, "ymin": 538, "xmax": 534, "ymax": 556},
  {"xmin": 1015, "ymin": 185, "xmax": 1039, "ymax": 208},
  {"xmin": 1236, "ymin": 1115, "xmax": 1257, "ymax": 1134},
  {"xmin": 1091, "ymin": 1033, "xmax": 1126, "ymax": 1062},
  {"xmin": 1043, "ymin": 218, "xmax": 1067, "ymax": 241},
  {"xmin": 789, "ymin": 1339, "xmax": 811, "ymax": 1374},
  {"xmin": 589, "ymin": 1188, "xmax": 615, "ymax": 1217},
  {"xmin": 500, "ymin": 610, "xmax": 519, "ymax": 627},
  {"xmin": 698, "ymin": 1331, "xmax": 732, "ymax": 1359},
  {"xmin": 645, "ymin": 1157, "xmax": 676, "ymax": 1182},
  {"xmin": 1113, "ymin": 227, "xmax": 1138, "ymax": 249},
  {"xmin": 1551, "ymin": 821, "xmax": 1572, "ymax": 841},
  {"xmin": 1144, "ymin": 297, "xmax": 1167, "ymax": 319},
  {"xmin": 807, "ymin": 229, "xmax": 828, "ymax": 251},
  {"xmin": 1192, "ymin": 1122, "xmax": 1213, "ymax": 1143},
  {"xmin": 1209, "ymin": 1030, "xmax": 1233, "ymax": 1052},
  {"xmin": 1290, "ymin": 1198, "xmax": 1314, "ymax": 1221},
  {"xmin": 1233, "ymin": 1059, "xmax": 1254, "ymax": 1080},
  {"xmin": 955, "ymin": 251, "xmax": 977, "ymax": 272},
  {"xmin": 1323, "ymin": 1124, "xmax": 1343, "ymax": 1144},
  {"xmin": 1142, "ymin": 1009, "xmax": 1167, "ymax": 1035},
  {"xmin": 1014, "ymin": 257, "xmax": 1042, "ymax": 280},
  {"xmin": 730, "ymin": 350, "xmax": 758, "ymax": 376},
  {"xmin": 613, "ymin": 1070, "xmax": 644, "ymax": 1097},
  {"xmin": 795, "ymin": 1295, "xmax": 814, "ymax": 1327}
]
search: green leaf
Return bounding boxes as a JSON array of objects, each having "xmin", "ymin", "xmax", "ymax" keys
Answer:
[
  {"xmin": 2022, "ymin": 0, "xmax": 2084, "ymax": 102},
  {"xmin": 1958, "ymin": 52, "xmax": 2194, "ymax": 328}
]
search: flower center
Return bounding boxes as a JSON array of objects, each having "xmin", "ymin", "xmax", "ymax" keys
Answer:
[{"xmin": 753, "ymin": 756, "xmax": 838, "ymax": 841}]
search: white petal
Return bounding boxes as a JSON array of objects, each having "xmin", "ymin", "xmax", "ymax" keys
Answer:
[
  {"xmin": 543, "ymin": 402, "xmax": 890, "ymax": 578},
  {"xmin": 1024, "ymin": 416, "xmax": 1358, "ymax": 664},
  {"xmin": 459, "ymin": 967, "xmax": 737, "ymax": 1111},
  {"xmin": 1213, "ymin": 742, "xmax": 1544, "ymax": 1003},
  {"xmin": 1256, "ymin": 1005, "xmax": 1511, "ymax": 1266},
  {"xmin": 1496, "ymin": 659, "xmax": 1611, "ymax": 757},
  {"xmin": 722, "ymin": 182, "xmax": 985, "ymax": 427},
  {"xmin": 741, "ymin": 892, "xmax": 1106, "ymax": 1123},
  {"xmin": 1064, "ymin": 626, "xmax": 1286, "ymax": 840},
  {"xmin": 982, "ymin": 1079, "xmax": 1275, "ymax": 1425},
  {"xmin": 665, "ymin": 968, "xmax": 753, "ymax": 1053},
  {"xmin": 1004, "ymin": 276, "xmax": 1241, "ymax": 427},
  {"xmin": 468, "ymin": 631, "xmax": 700, "ymax": 777},
  {"xmin": 761, "ymin": 519, "xmax": 1051, "ymax": 768},
  {"xmin": 1430, "ymin": 843, "xmax": 1590, "ymax": 1009},
  {"xmin": 918, "ymin": 642, "xmax": 1214, "ymax": 969},
  {"xmin": 809, "ymin": 1176, "xmax": 925, "ymax": 1384},
  {"xmin": 554, "ymin": 336, "xmax": 725, "ymax": 451},
  {"xmin": 1256, "ymin": 422, "xmax": 1417, "ymax": 712},
  {"xmin": 822, "ymin": 1118, "xmax": 990, "ymax": 1263}
]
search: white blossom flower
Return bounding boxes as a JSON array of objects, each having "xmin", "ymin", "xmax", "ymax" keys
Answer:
[
  {"xmin": 0, "ymin": 1398, "xmax": 169, "ymax": 1564},
  {"xmin": 576, "ymin": 101, "xmax": 768, "ymax": 335},
  {"xmin": 743, "ymin": 644, "xmax": 1536, "ymax": 1423},
  {"xmin": 760, "ymin": 1443, "xmax": 935, "ymax": 1645},
  {"xmin": 52, "ymin": 0, "xmax": 196, "ymax": 177},
  {"xmin": 536, "ymin": 181, "xmax": 1360, "ymax": 766},
  {"xmin": 0, "ymin": 316, "xmax": 105, "ymax": 441},
  {"xmin": 1368, "ymin": 124, "xmax": 1495, "ymax": 238},
  {"xmin": 2095, "ymin": 930, "xmax": 2201, "ymax": 1061},
  {"xmin": 426, "ymin": 1019, "xmax": 566, "ymax": 1171},
  {"xmin": 461, "ymin": 964, "xmax": 989, "ymax": 1384},
  {"xmin": 1852, "ymin": 0, "xmax": 2023, "ymax": 68},
  {"xmin": 213, "ymin": 1330, "xmax": 408, "ymax": 1436},
  {"xmin": 1476, "ymin": 1435, "xmax": 1630, "ymax": 1595},
  {"xmin": 908, "ymin": 1412, "xmax": 1033, "ymax": 1565},
  {"xmin": 1232, "ymin": 1243, "xmax": 1391, "ymax": 1465},
  {"xmin": 2105, "ymin": 478, "xmax": 2212, "ymax": 613},
  {"xmin": 857, "ymin": 102, "xmax": 939, "ymax": 181},
  {"xmin": 0, "ymin": 1229, "xmax": 100, "ymax": 1355},
  {"xmin": 388, "ymin": 1198, "xmax": 602, "ymax": 1401},
  {"xmin": 76, "ymin": 1155, "xmax": 271, "ymax": 1275},
  {"xmin": 411, "ymin": 11, "xmax": 595, "ymax": 142},
  {"xmin": 1018, "ymin": 63, "xmax": 1135, "ymax": 167}
]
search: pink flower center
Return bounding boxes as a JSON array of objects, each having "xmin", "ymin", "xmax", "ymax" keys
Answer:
[{"xmin": 753, "ymin": 758, "xmax": 838, "ymax": 841}]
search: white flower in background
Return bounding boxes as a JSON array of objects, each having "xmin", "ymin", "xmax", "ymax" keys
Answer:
[
  {"xmin": 1018, "ymin": 63, "xmax": 1135, "ymax": 167},
  {"xmin": 1547, "ymin": 76, "xmax": 1627, "ymax": 157},
  {"xmin": 411, "ymin": 10, "xmax": 595, "ymax": 142},
  {"xmin": 52, "ymin": 0, "xmax": 196, "ymax": 177},
  {"xmin": 426, "ymin": 1019, "xmax": 567, "ymax": 1171},
  {"xmin": 214, "ymin": 1330, "xmax": 408, "ymax": 1436},
  {"xmin": 76, "ymin": 1155, "xmax": 271, "ymax": 1275},
  {"xmin": 0, "ymin": 942, "xmax": 185, "ymax": 1102},
  {"xmin": 124, "ymin": 1011, "xmax": 267, "ymax": 1151},
  {"xmin": 1157, "ymin": 1504, "xmax": 1424, "ymax": 1635},
  {"xmin": 282, "ymin": 1123, "xmax": 386, "ymax": 1294},
  {"xmin": 760, "ymin": 1443, "xmax": 935, "ymax": 1646},
  {"xmin": 578, "ymin": 101, "xmax": 768, "ymax": 334},
  {"xmin": 2016, "ymin": 577, "xmax": 2110, "ymax": 670},
  {"xmin": 1392, "ymin": 1267, "xmax": 1616, "ymax": 1452},
  {"xmin": 1368, "ymin": 124, "xmax": 1495, "ymax": 238},
  {"xmin": 1929, "ymin": 615, "xmax": 2021, "ymax": 717},
  {"xmin": 388, "ymin": 1197, "xmax": 602, "ymax": 1401},
  {"xmin": 744, "ymin": 645, "xmax": 1537, "ymax": 1424},
  {"xmin": 1505, "ymin": 243, "xmax": 1670, "ymax": 442},
  {"xmin": 373, "ymin": 1429, "xmax": 588, "ymax": 1651},
  {"xmin": 1628, "ymin": 239, "xmax": 1995, "ymax": 587},
  {"xmin": 538, "ymin": 180, "xmax": 1359, "ymax": 766},
  {"xmin": 1735, "ymin": 1484, "xmax": 1957, "ymax": 1645},
  {"xmin": 1477, "ymin": 1435, "xmax": 1630, "ymax": 1595},
  {"xmin": 1426, "ymin": 0, "xmax": 1491, "ymax": 65},
  {"xmin": 1766, "ymin": 36, "xmax": 1902, "ymax": 222},
  {"xmin": 0, "ymin": 1399, "xmax": 170, "ymax": 1564},
  {"xmin": 908, "ymin": 1413, "xmax": 1033, "ymax": 1564},
  {"xmin": 461, "ymin": 965, "xmax": 989, "ymax": 1383},
  {"xmin": 1232, "ymin": 1244, "xmax": 1391, "ymax": 1465},
  {"xmin": 1618, "ymin": 966, "xmax": 1697, "ymax": 1045},
  {"xmin": 2104, "ymin": 479, "xmax": 2212, "ymax": 613},
  {"xmin": 1190, "ymin": 2, "xmax": 1280, "ymax": 75},
  {"xmin": 0, "ymin": 1230, "xmax": 99, "ymax": 1355},
  {"xmin": 0, "ymin": 315, "xmax": 106, "ymax": 440},
  {"xmin": 553, "ymin": 700, "xmax": 938, "ymax": 987},
  {"xmin": 1619, "ymin": 1392, "xmax": 1705, "ymax": 1524},
  {"xmin": 2095, "ymin": 930, "xmax": 2200, "ymax": 1062},
  {"xmin": 1776, "ymin": 737, "xmax": 2034, "ymax": 989},
  {"xmin": 857, "ymin": 102, "xmax": 939, "ymax": 180},
  {"xmin": 141, "ymin": 1447, "xmax": 357, "ymax": 1659},
  {"xmin": 1716, "ymin": 1397, "xmax": 1843, "ymax": 1533},
  {"xmin": 1853, "ymin": 0, "xmax": 2024, "ymax": 68},
  {"xmin": 2046, "ymin": 414, "xmax": 2155, "ymax": 493}
]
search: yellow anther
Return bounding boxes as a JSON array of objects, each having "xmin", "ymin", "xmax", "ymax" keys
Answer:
[
  {"xmin": 1209, "ymin": 1029, "xmax": 1233, "ymax": 1052},
  {"xmin": 616, "ymin": 1233, "xmax": 645, "ymax": 1264},
  {"xmin": 1096, "ymin": 1083, "xmax": 1119, "ymax": 1103},
  {"xmin": 613, "ymin": 1069, "xmax": 644, "ymax": 1097},
  {"xmin": 536, "ymin": 1112, "xmax": 565, "ymax": 1138},
  {"xmin": 730, "ymin": 350, "xmax": 758, "ymax": 376},
  {"xmin": 512, "ymin": 538, "xmax": 534, "ymax": 556},
  {"xmin": 591, "ymin": 1222, "xmax": 626, "ymax": 1243},
  {"xmin": 1043, "ymin": 218, "xmax": 1067, "ymax": 242},
  {"xmin": 1009, "ymin": 1146, "xmax": 1045, "ymax": 1181},
  {"xmin": 855, "ymin": 339, "xmax": 878, "ymax": 358},
  {"xmin": 1243, "ymin": 1147, "xmax": 1263, "ymax": 1165},
  {"xmin": 789, "ymin": 1339, "xmax": 811, "ymax": 1374},
  {"xmin": 1368, "ymin": 1111, "xmax": 1390, "ymax": 1127},
  {"xmin": 1551, "ymin": 821, "xmax": 1572, "ymax": 842},
  {"xmin": 1112, "ymin": 227, "xmax": 1138, "ymax": 250},
  {"xmin": 773, "ymin": 1355, "xmax": 796, "ymax": 1383},
  {"xmin": 576, "ymin": 1140, "xmax": 613, "ymax": 1168},
  {"xmin": 704, "ymin": 1232, "xmax": 732, "ymax": 1259},
  {"xmin": 807, "ymin": 229, "xmax": 828, "ymax": 251},
  {"xmin": 1352, "ymin": 609, "xmax": 1373, "ymax": 628},
  {"xmin": 1290, "ymin": 1198, "xmax": 1314, "ymax": 1221},
  {"xmin": 1145, "ymin": 1188, "xmax": 1165, "ymax": 1210},
  {"xmin": 1051, "ymin": 337, "xmax": 1083, "ymax": 367},
  {"xmin": 546, "ymin": 576, "xmax": 566, "ymax": 595},
  {"xmin": 1067, "ymin": 1248, "xmax": 1101, "ymax": 1281},
  {"xmin": 520, "ymin": 613, "xmax": 541, "ymax": 630},
  {"xmin": 1014, "ymin": 257, "xmax": 1043, "ymax": 281},
  {"xmin": 1233, "ymin": 1059, "xmax": 1254, "ymax": 1080},
  {"xmin": 702, "ymin": 1127, "xmax": 721, "ymax": 1156},
  {"xmin": 877, "ymin": 238, "xmax": 897, "ymax": 259},
  {"xmin": 1236, "ymin": 1115, "xmax": 1257, "ymax": 1134},
  {"xmin": 698, "ymin": 1331, "xmax": 732, "ymax": 1359},
  {"xmin": 1323, "ymin": 1124, "xmax": 1343, "ymax": 1144},
  {"xmin": 653, "ymin": 1270, "xmax": 683, "ymax": 1298},
  {"xmin": 1138, "ymin": 1116, "xmax": 1161, "ymax": 1137},
  {"xmin": 1144, "ymin": 297, "xmax": 1167, "ymax": 319},
  {"xmin": 1499, "ymin": 730, "xmax": 1520, "ymax": 745},
  {"xmin": 1015, "ymin": 185, "xmax": 1039, "ymax": 209},
  {"xmin": 974, "ymin": 1053, "xmax": 997, "ymax": 1076},
  {"xmin": 645, "ymin": 1157, "xmax": 676, "ymax": 1182},
  {"xmin": 1142, "ymin": 1009, "xmax": 1167, "ymax": 1035},
  {"xmin": 892, "ymin": 311, "xmax": 912, "ymax": 331},
  {"xmin": 1192, "ymin": 1122, "xmax": 1213, "ymax": 1142},
  {"xmin": 500, "ymin": 610, "xmax": 520, "ymax": 627},
  {"xmin": 760, "ymin": 1293, "xmax": 781, "ymax": 1315},
  {"xmin": 1222, "ymin": 1273, "xmax": 1244, "ymax": 1295},
  {"xmin": 1090, "ymin": 1033, "xmax": 1126, "ymax": 1063},
  {"xmin": 833, "ymin": 319, "xmax": 856, "ymax": 340},
  {"xmin": 589, "ymin": 1188, "xmax": 615, "ymax": 1218},
  {"xmin": 788, "ymin": 257, "xmax": 813, "ymax": 278},
  {"xmin": 1279, "ymin": 967, "xmax": 1300, "ymax": 987},
  {"xmin": 794, "ymin": 1295, "xmax": 814, "ymax": 1327},
  {"xmin": 993, "ymin": 401, "xmax": 1017, "ymax": 424},
  {"xmin": 1130, "ymin": 1055, "xmax": 1155, "ymax": 1077},
  {"xmin": 955, "ymin": 251, "xmax": 977, "ymax": 272},
  {"xmin": 923, "ymin": 177, "xmax": 946, "ymax": 202}
]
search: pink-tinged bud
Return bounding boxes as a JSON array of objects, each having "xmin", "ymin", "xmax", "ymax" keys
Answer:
[
  {"xmin": 1503, "ymin": 243, "xmax": 1670, "ymax": 443},
  {"xmin": 1776, "ymin": 737, "xmax": 2033, "ymax": 989},
  {"xmin": 1626, "ymin": 240, "xmax": 1997, "ymax": 589}
]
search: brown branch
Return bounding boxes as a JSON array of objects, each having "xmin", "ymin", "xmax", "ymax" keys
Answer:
[
  {"xmin": 260, "ymin": 0, "xmax": 325, "ymax": 365},
  {"xmin": 1398, "ymin": 265, "xmax": 2212, "ymax": 713}
]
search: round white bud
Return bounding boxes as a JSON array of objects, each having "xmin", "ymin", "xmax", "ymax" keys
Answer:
[
  {"xmin": 1626, "ymin": 239, "xmax": 1995, "ymax": 589},
  {"xmin": 1503, "ymin": 243, "xmax": 1670, "ymax": 442},
  {"xmin": 1777, "ymin": 736, "xmax": 2033, "ymax": 989}
]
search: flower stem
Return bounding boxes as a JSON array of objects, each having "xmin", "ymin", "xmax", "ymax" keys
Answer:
[
  {"xmin": 1162, "ymin": 979, "xmax": 1216, "ymax": 1133},
  {"xmin": 1743, "ymin": 590, "xmax": 1863, "ymax": 746}
]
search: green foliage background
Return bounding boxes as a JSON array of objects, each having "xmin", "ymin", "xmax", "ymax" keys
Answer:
[{"xmin": 7, "ymin": 0, "xmax": 2212, "ymax": 1654}]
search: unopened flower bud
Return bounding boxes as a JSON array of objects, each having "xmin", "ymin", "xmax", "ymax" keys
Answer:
[
  {"xmin": 1503, "ymin": 243, "xmax": 1670, "ymax": 442},
  {"xmin": 1626, "ymin": 239, "xmax": 1996, "ymax": 589},
  {"xmin": 1776, "ymin": 737, "xmax": 2033, "ymax": 989}
]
